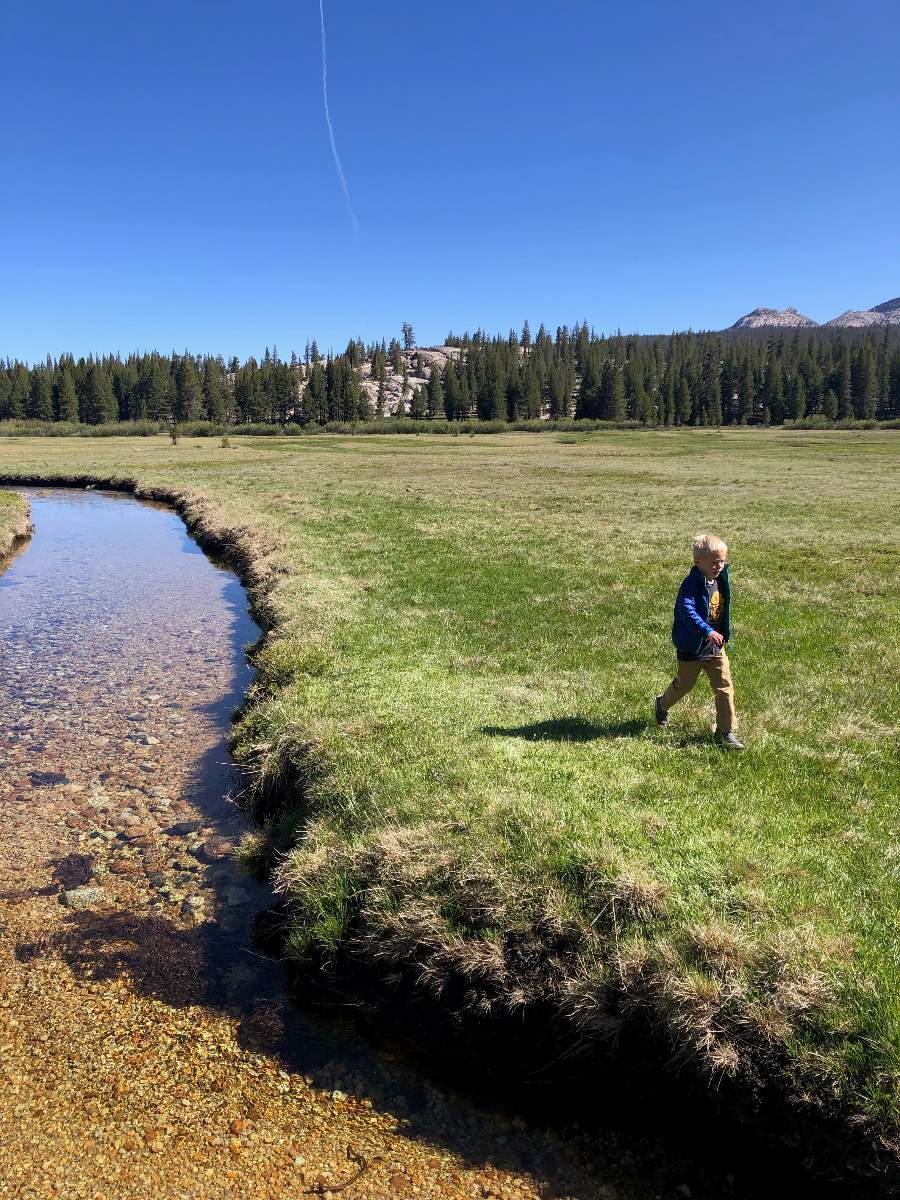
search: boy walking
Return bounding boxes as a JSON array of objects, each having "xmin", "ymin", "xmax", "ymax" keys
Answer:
[{"xmin": 655, "ymin": 533, "xmax": 744, "ymax": 749}]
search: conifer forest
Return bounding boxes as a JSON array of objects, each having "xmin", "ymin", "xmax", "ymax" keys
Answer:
[{"xmin": 3, "ymin": 323, "xmax": 899, "ymax": 429}]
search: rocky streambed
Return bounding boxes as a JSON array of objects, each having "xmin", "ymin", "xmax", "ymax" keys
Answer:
[{"xmin": 0, "ymin": 487, "xmax": 837, "ymax": 1200}]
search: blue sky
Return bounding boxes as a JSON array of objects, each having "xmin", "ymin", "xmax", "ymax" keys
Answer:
[{"xmin": 2, "ymin": 0, "xmax": 898, "ymax": 362}]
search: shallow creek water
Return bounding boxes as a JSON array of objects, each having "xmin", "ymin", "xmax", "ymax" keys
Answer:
[{"xmin": 0, "ymin": 489, "xmax": 830, "ymax": 1200}]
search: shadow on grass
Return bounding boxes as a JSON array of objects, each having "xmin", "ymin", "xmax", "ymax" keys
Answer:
[
  {"xmin": 482, "ymin": 716, "xmax": 649, "ymax": 741},
  {"xmin": 482, "ymin": 716, "xmax": 720, "ymax": 751}
]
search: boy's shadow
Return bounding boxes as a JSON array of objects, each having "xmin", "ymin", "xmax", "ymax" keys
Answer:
[{"xmin": 481, "ymin": 716, "xmax": 649, "ymax": 742}]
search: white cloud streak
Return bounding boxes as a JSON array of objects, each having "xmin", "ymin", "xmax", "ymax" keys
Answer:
[{"xmin": 318, "ymin": 0, "xmax": 359, "ymax": 234}]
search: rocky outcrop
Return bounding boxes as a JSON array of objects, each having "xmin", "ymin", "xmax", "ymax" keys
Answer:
[
  {"xmin": 826, "ymin": 297, "xmax": 900, "ymax": 328},
  {"xmin": 729, "ymin": 307, "xmax": 818, "ymax": 330},
  {"xmin": 358, "ymin": 346, "xmax": 463, "ymax": 417}
]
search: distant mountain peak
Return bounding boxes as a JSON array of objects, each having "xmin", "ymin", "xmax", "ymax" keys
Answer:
[
  {"xmin": 729, "ymin": 295, "xmax": 900, "ymax": 331},
  {"xmin": 825, "ymin": 296, "xmax": 900, "ymax": 328},
  {"xmin": 729, "ymin": 306, "xmax": 818, "ymax": 330}
]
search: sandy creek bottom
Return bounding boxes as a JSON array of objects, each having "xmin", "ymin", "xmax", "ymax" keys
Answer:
[{"xmin": 0, "ymin": 488, "xmax": 828, "ymax": 1200}]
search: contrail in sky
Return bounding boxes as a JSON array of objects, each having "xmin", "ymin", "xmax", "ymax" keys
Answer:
[{"xmin": 318, "ymin": 0, "xmax": 358, "ymax": 234}]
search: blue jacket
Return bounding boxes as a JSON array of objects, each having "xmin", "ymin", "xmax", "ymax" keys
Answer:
[{"xmin": 671, "ymin": 564, "xmax": 732, "ymax": 655}]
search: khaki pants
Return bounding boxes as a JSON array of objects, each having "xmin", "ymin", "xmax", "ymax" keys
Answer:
[{"xmin": 660, "ymin": 652, "xmax": 736, "ymax": 733}]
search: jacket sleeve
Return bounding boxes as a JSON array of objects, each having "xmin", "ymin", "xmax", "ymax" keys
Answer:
[{"xmin": 677, "ymin": 585, "xmax": 714, "ymax": 637}]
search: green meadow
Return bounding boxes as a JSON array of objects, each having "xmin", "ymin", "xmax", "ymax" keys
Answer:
[{"xmin": 2, "ymin": 429, "xmax": 898, "ymax": 1173}]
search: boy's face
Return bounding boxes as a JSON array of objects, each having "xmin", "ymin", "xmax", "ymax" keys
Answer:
[{"xmin": 696, "ymin": 549, "xmax": 726, "ymax": 580}]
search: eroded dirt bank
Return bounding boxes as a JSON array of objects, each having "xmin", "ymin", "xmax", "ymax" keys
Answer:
[
  {"xmin": 0, "ymin": 490, "xmax": 31, "ymax": 562},
  {"xmin": 0, "ymin": 487, "xmax": 751, "ymax": 1200}
]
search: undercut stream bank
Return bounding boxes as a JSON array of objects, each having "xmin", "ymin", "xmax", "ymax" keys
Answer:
[{"xmin": 0, "ymin": 486, "xmax": 856, "ymax": 1200}]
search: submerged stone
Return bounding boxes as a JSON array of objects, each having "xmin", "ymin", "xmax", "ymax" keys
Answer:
[{"xmin": 60, "ymin": 886, "xmax": 105, "ymax": 911}]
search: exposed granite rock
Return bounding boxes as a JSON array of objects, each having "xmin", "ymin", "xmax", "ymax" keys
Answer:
[
  {"xmin": 729, "ymin": 306, "xmax": 818, "ymax": 330},
  {"xmin": 826, "ymin": 297, "xmax": 900, "ymax": 327},
  {"xmin": 730, "ymin": 295, "xmax": 899, "ymax": 330}
]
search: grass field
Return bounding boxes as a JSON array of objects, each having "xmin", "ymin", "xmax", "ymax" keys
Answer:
[{"xmin": 2, "ymin": 429, "xmax": 898, "ymax": 1176}]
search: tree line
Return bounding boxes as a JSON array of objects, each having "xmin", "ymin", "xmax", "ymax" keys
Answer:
[
  {"xmin": 2, "ymin": 323, "xmax": 899, "ymax": 426},
  {"xmin": 445, "ymin": 322, "xmax": 900, "ymax": 424}
]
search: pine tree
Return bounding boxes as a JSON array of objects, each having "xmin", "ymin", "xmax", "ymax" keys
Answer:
[
  {"xmin": 789, "ymin": 375, "xmax": 806, "ymax": 421},
  {"xmin": 837, "ymin": 347, "xmax": 852, "ymax": 420},
  {"xmin": 485, "ymin": 358, "xmax": 507, "ymax": 421},
  {"xmin": 523, "ymin": 369, "xmax": 542, "ymax": 418},
  {"xmin": 55, "ymin": 367, "xmax": 79, "ymax": 423},
  {"xmin": 764, "ymin": 360, "xmax": 784, "ymax": 425},
  {"xmin": 27, "ymin": 368, "xmax": 54, "ymax": 421},
  {"xmin": 577, "ymin": 356, "xmax": 601, "ymax": 419},
  {"xmin": 82, "ymin": 363, "xmax": 118, "ymax": 424},
  {"xmin": 235, "ymin": 358, "xmax": 264, "ymax": 423},
  {"xmin": 861, "ymin": 345, "xmax": 877, "ymax": 418},
  {"xmin": 174, "ymin": 356, "xmax": 203, "ymax": 421},
  {"xmin": 402, "ymin": 322, "xmax": 415, "ymax": 351},
  {"xmin": 600, "ymin": 360, "xmax": 625, "ymax": 420},
  {"xmin": 458, "ymin": 371, "xmax": 471, "ymax": 421},
  {"xmin": 506, "ymin": 371, "xmax": 523, "ymax": 421},
  {"xmin": 303, "ymin": 361, "xmax": 327, "ymax": 424},
  {"xmin": 202, "ymin": 358, "xmax": 226, "ymax": 424},
  {"xmin": 704, "ymin": 359, "xmax": 722, "ymax": 427},
  {"xmin": 0, "ymin": 372, "xmax": 12, "ymax": 421},
  {"xmin": 574, "ymin": 324, "xmax": 591, "ymax": 374},
  {"xmin": 737, "ymin": 359, "xmax": 754, "ymax": 424},
  {"xmin": 851, "ymin": 347, "xmax": 868, "ymax": 418},
  {"xmin": 660, "ymin": 367, "xmax": 676, "ymax": 427},
  {"xmin": 548, "ymin": 366, "xmax": 567, "ymax": 420},
  {"xmin": 624, "ymin": 361, "xmax": 647, "ymax": 423},
  {"xmin": 443, "ymin": 361, "xmax": 461, "ymax": 420},
  {"xmin": 356, "ymin": 380, "xmax": 373, "ymax": 421},
  {"xmin": 676, "ymin": 375, "xmax": 692, "ymax": 425},
  {"xmin": 805, "ymin": 359, "xmax": 823, "ymax": 416},
  {"xmin": 146, "ymin": 359, "xmax": 172, "ymax": 421},
  {"xmin": 113, "ymin": 361, "xmax": 139, "ymax": 420},
  {"xmin": 426, "ymin": 365, "xmax": 443, "ymax": 419},
  {"xmin": 890, "ymin": 352, "xmax": 900, "ymax": 419},
  {"xmin": 409, "ymin": 385, "xmax": 427, "ymax": 419}
]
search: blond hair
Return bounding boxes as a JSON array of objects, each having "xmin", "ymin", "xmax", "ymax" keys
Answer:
[{"xmin": 692, "ymin": 532, "xmax": 727, "ymax": 561}]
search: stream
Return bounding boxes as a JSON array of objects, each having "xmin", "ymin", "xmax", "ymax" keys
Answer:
[{"xmin": 0, "ymin": 488, "xmax": 841, "ymax": 1200}]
